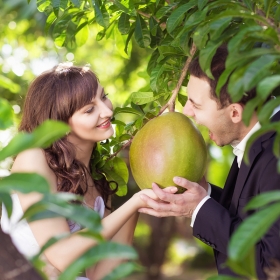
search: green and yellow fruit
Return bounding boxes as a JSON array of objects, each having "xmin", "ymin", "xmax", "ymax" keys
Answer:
[{"xmin": 129, "ymin": 112, "xmax": 207, "ymax": 193}]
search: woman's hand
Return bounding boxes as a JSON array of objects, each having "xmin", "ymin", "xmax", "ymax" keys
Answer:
[{"xmin": 133, "ymin": 186, "xmax": 178, "ymax": 209}]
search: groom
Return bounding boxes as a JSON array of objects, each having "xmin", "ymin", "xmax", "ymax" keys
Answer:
[{"xmin": 139, "ymin": 46, "xmax": 280, "ymax": 278}]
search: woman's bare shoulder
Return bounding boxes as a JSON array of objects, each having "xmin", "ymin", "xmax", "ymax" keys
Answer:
[{"xmin": 12, "ymin": 148, "xmax": 57, "ymax": 190}]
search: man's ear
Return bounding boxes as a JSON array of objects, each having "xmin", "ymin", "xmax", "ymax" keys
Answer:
[{"xmin": 229, "ymin": 103, "xmax": 243, "ymax": 123}]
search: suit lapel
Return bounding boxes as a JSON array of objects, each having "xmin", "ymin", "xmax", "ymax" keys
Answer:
[
  {"xmin": 228, "ymin": 131, "xmax": 274, "ymax": 214},
  {"xmin": 220, "ymin": 157, "xmax": 239, "ymax": 209}
]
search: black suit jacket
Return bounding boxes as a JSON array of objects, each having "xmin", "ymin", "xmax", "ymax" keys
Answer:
[{"xmin": 193, "ymin": 110, "xmax": 280, "ymax": 279}]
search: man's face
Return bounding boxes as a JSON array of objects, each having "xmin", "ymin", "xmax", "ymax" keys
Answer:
[{"xmin": 183, "ymin": 75, "xmax": 238, "ymax": 147}]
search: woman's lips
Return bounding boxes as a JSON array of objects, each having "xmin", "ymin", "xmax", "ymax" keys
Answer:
[{"xmin": 97, "ymin": 119, "xmax": 111, "ymax": 128}]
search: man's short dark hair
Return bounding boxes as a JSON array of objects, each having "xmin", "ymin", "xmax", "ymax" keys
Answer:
[{"xmin": 188, "ymin": 45, "xmax": 256, "ymax": 108}]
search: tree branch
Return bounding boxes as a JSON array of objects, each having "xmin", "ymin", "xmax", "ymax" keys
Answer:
[
  {"xmin": 159, "ymin": 43, "xmax": 197, "ymax": 115},
  {"xmin": 106, "ymin": 137, "xmax": 134, "ymax": 161}
]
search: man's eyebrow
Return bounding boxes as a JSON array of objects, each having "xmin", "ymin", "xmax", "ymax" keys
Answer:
[{"xmin": 188, "ymin": 98, "xmax": 201, "ymax": 107}]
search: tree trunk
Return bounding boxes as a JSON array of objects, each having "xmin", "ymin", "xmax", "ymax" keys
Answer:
[
  {"xmin": 0, "ymin": 229, "xmax": 42, "ymax": 280},
  {"xmin": 137, "ymin": 216, "xmax": 176, "ymax": 280}
]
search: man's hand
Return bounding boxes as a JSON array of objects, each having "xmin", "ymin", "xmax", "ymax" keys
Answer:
[{"xmin": 138, "ymin": 176, "xmax": 208, "ymax": 218}]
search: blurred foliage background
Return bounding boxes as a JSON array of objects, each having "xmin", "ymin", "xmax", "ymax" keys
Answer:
[{"xmin": 0, "ymin": 0, "xmax": 234, "ymax": 279}]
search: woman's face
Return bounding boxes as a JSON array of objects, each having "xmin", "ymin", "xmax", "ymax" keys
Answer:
[{"xmin": 68, "ymin": 82, "xmax": 114, "ymax": 145}]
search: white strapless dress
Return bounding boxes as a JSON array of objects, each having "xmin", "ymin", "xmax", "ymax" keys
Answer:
[{"xmin": 1, "ymin": 193, "xmax": 105, "ymax": 280}]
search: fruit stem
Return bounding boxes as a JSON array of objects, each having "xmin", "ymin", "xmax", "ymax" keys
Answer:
[{"xmin": 158, "ymin": 43, "xmax": 197, "ymax": 114}]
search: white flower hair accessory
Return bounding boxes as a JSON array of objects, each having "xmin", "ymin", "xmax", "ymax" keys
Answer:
[{"xmin": 55, "ymin": 62, "xmax": 74, "ymax": 74}]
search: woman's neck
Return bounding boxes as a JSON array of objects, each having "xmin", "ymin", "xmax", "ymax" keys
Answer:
[{"xmin": 67, "ymin": 135, "xmax": 95, "ymax": 168}]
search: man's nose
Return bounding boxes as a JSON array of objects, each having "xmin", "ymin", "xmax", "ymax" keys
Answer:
[{"xmin": 183, "ymin": 100, "xmax": 194, "ymax": 117}]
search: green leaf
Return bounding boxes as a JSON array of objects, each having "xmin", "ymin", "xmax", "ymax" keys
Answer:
[
  {"xmin": 245, "ymin": 190, "xmax": 280, "ymax": 210},
  {"xmin": 45, "ymin": 11, "xmax": 57, "ymax": 34},
  {"xmin": 124, "ymin": 25, "xmax": 135, "ymax": 54},
  {"xmin": 111, "ymin": 157, "xmax": 129, "ymax": 183},
  {"xmin": 58, "ymin": 242, "xmax": 137, "ymax": 280},
  {"xmin": 178, "ymin": 93, "xmax": 187, "ymax": 107},
  {"xmin": 134, "ymin": 14, "xmax": 151, "ymax": 48},
  {"xmin": 242, "ymin": 96, "xmax": 262, "ymax": 126},
  {"xmin": 75, "ymin": 18, "xmax": 89, "ymax": 46},
  {"xmin": 227, "ymin": 65, "xmax": 247, "ymax": 102},
  {"xmin": 37, "ymin": 0, "xmax": 52, "ymax": 12},
  {"xmin": 166, "ymin": 0, "xmax": 197, "ymax": 34},
  {"xmin": 70, "ymin": 0, "xmax": 80, "ymax": 7},
  {"xmin": 227, "ymin": 246, "xmax": 256, "ymax": 278},
  {"xmin": 0, "ymin": 98, "xmax": 14, "ymax": 130},
  {"xmin": 257, "ymin": 75, "xmax": 280, "ymax": 101},
  {"xmin": 155, "ymin": 4, "xmax": 177, "ymax": 19},
  {"xmin": 149, "ymin": 17, "xmax": 157, "ymax": 37},
  {"xmin": 92, "ymin": 0, "xmax": 109, "ymax": 28},
  {"xmin": 209, "ymin": 17, "xmax": 232, "ymax": 41},
  {"xmin": 114, "ymin": 0, "xmax": 130, "ymax": 14},
  {"xmin": 228, "ymin": 26, "xmax": 263, "ymax": 52},
  {"xmin": 118, "ymin": 12, "xmax": 130, "ymax": 35},
  {"xmin": 199, "ymin": 41, "xmax": 223, "ymax": 80},
  {"xmin": 243, "ymin": 0, "xmax": 254, "ymax": 10},
  {"xmin": 229, "ymin": 202, "xmax": 280, "ymax": 262},
  {"xmin": 258, "ymin": 97, "xmax": 280, "ymax": 125},
  {"xmin": 103, "ymin": 159, "xmax": 128, "ymax": 196},
  {"xmin": 242, "ymin": 54, "xmax": 277, "ymax": 91},
  {"xmin": 114, "ymin": 26, "xmax": 131, "ymax": 59},
  {"xmin": 207, "ymin": 275, "xmax": 241, "ymax": 280},
  {"xmin": 147, "ymin": 50, "xmax": 160, "ymax": 75},
  {"xmin": 244, "ymin": 122, "xmax": 280, "ymax": 164},
  {"xmin": 0, "ymin": 75, "xmax": 21, "ymax": 94},
  {"xmin": 150, "ymin": 63, "xmax": 166, "ymax": 92},
  {"xmin": 192, "ymin": 23, "xmax": 210, "ymax": 50},
  {"xmin": 51, "ymin": 0, "xmax": 68, "ymax": 15},
  {"xmin": 264, "ymin": 0, "xmax": 274, "ymax": 17},
  {"xmin": 113, "ymin": 107, "xmax": 144, "ymax": 117},
  {"xmin": 23, "ymin": 193, "xmax": 102, "ymax": 232},
  {"xmin": 198, "ymin": 0, "xmax": 208, "ymax": 10},
  {"xmin": 0, "ymin": 192, "xmax": 13, "ymax": 218},
  {"xmin": 0, "ymin": 173, "xmax": 50, "ymax": 194},
  {"xmin": 0, "ymin": 120, "xmax": 69, "ymax": 161},
  {"xmin": 102, "ymin": 262, "xmax": 140, "ymax": 280},
  {"xmin": 51, "ymin": 0, "xmax": 68, "ymax": 9},
  {"xmin": 131, "ymin": 92, "xmax": 166, "ymax": 105}
]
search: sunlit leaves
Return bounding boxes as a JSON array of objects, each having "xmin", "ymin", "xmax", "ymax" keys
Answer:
[
  {"xmin": 0, "ymin": 120, "xmax": 69, "ymax": 161},
  {"xmin": 0, "ymin": 75, "xmax": 21, "ymax": 94},
  {"xmin": 103, "ymin": 157, "xmax": 128, "ymax": 196},
  {"xmin": 102, "ymin": 262, "xmax": 141, "ymax": 280},
  {"xmin": 166, "ymin": 0, "xmax": 197, "ymax": 34},
  {"xmin": 23, "ymin": 193, "xmax": 102, "ymax": 233},
  {"xmin": 58, "ymin": 242, "xmax": 137, "ymax": 280},
  {"xmin": 92, "ymin": 0, "xmax": 109, "ymax": 28},
  {"xmin": 131, "ymin": 92, "xmax": 166, "ymax": 105},
  {"xmin": 114, "ymin": 107, "xmax": 144, "ymax": 117},
  {"xmin": 229, "ymin": 202, "xmax": 280, "ymax": 265},
  {"xmin": 75, "ymin": 17, "xmax": 89, "ymax": 46},
  {"xmin": 0, "ymin": 98, "xmax": 14, "ymax": 130}
]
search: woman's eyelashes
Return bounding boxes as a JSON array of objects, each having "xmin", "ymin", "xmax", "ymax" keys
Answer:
[
  {"xmin": 85, "ymin": 106, "xmax": 94, "ymax": 114},
  {"xmin": 85, "ymin": 94, "xmax": 109, "ymax": 113}
]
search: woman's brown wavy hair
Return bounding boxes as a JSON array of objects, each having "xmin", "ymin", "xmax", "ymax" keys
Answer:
[{"xmin": 19, "ymin": 63, "xmax": 117, "ymax": 208}]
